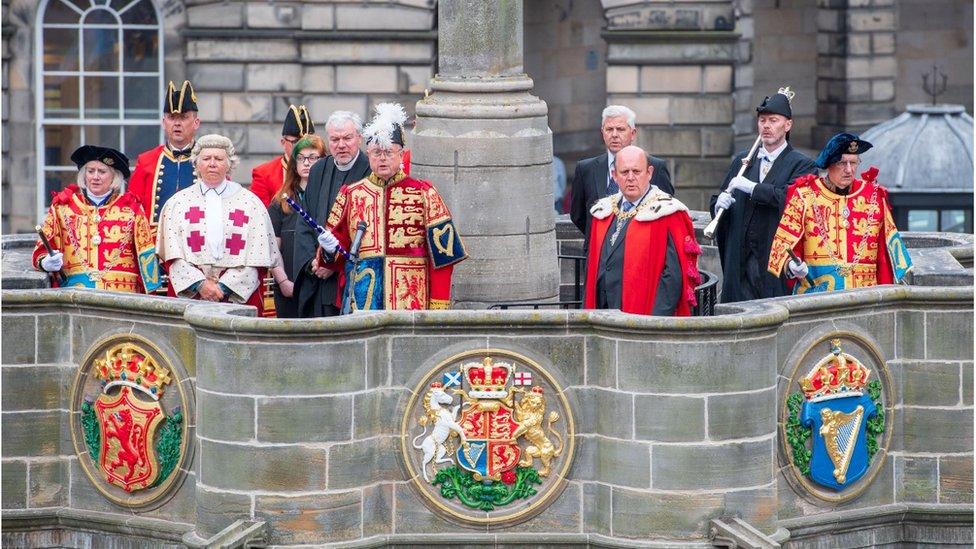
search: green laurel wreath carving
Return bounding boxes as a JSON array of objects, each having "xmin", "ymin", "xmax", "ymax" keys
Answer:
[
  {"xmin": 787, "ymin": 380, "xmax": 886, "ymax": 476},
  {"xmin": 81, "ymin": 400, "xmax": 101, "ymax": 461},
  {"xmin": 785, "ymin": 392, "xmax": 812, "ymax": 475},
  {"xmin": 433, "ymin": 465, "xmax": 542, "ymax": 511},
  {"xmin": 865, "ymin": 379, "xmax": 884, "ymax": 460},
  {"xmin": 151, "ymin": 409, "xmax": 184, "ymax": 488}
]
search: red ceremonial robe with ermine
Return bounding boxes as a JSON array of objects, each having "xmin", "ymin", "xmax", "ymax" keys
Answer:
[{"xmin": 583, "ymin": 189, "xmax": 702, "ymax": 316}]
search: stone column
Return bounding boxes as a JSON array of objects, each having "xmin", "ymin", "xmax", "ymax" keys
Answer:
[
  {"xmin": 601, "ymin": 0, "xmax": 739, "ymax": 212},
  {"xmin": 732, "ymin": 0, "xmax": 757, "ymax": 151},
  {"xmin": 411, "ymin": 0, "xmax": 559, "ymax": 308},
  {"xmin": 813, "ymin": 0, "xmax": 898, "ymax": 146}
]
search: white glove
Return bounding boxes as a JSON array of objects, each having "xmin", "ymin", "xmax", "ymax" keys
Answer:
[
  {"xmin": 728, "ymin": 175, "xmax": 757, "ymax": 196},
  {"xmin": 787, "ymin": 259, "xmax": 809, "ymax": 280},
  {"xmin": 715, "ymin": 191, "xmax": 735, "ymax": 213},
  {"xmin": 40, "ymin": 251, "xmax": 64, "ymax": 272},
  {"xmin": 317, "ymin": 230, "xmax": 340, "ymax": 254}
]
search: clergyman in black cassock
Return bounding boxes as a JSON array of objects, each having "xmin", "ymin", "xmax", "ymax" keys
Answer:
[
  {"xmin": 293, "ymin": 150, "xmax": 370, "ymax": 317},
  {"xmin": 709, "ymin": 88, "xmax": 816, "ymax": 303}
]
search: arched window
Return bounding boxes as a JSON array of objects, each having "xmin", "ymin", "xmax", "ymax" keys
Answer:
[{"xmin": 35, "ymin": 0, "xmax": 162, "ymax": 219}]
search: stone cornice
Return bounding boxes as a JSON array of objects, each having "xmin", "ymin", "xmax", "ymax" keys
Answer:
[{"xmin": 181, "ymin": 28, "xmax": 437, "ymax": 41}]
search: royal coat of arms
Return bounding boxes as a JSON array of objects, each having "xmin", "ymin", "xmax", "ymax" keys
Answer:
[
  {"xmin": 401, "ymin": 350, "xmax": 574, "ymax": 526},
  {"xmin": 783, "ymin": 338, "xmax": 890, "ymax": 501},
  {"xmin": 71, "ymin": 337, "xmax": 189, "ymax": 507}
]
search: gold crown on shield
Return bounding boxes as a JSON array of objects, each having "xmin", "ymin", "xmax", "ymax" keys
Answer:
[
  {"xmin": 463, "ymin": 356, "xmax": 512, "ymax": 393},
  {"xmin": 799, "ymin": 339, "xmax": 871, "ymax": 401},
  {"xmin": 93, "ymin": 344, "xmax": 173, "ymax": 398}
]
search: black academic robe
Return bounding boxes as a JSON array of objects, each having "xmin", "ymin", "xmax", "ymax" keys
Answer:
[
  {"xmin": 709, "ymin": 144, "xmax": 816, "ymax": 303},
  {"xmin": 569, "ymin": 153, "xmax": 674, "ymax": 239},
  {"xmin": 293, "ymin": 152, "xmax": 371, "ymax": 317}
]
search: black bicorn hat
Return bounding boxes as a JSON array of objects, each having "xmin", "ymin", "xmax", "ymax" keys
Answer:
[
  {"xmin": 163, "ymin": 80, "xmax": 199, "ymax": 114},
  {"xmin": 815, "ymin": 132, "xmax": 874, "ymax": 169},
  {"xmin": 282, "ymin": 105, "xmax": 315, "ymax": 137},
  {"xmin": 70, "ymin": 145, "xmax": 131, "ymax": 179},
  {"xmin": 756, "ymin": 86, "xmax": 795, "ymax": 119}
]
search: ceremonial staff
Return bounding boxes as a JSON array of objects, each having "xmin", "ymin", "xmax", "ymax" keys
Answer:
[
  {"xmin": 703, "ymin": 135, "xmax": 763, "ymax": 240},
  {"xmin": 285, "ymin": 196, "xmax": 352, "ymax": 260},
  {"xmin": 340, "ymin": 221, "xmax": 368, "ymax": 315},
  {"xmin": 285, "ymin": 196, "xmax": 371, "ymax": 313},
  {"xmin": 786, "ymin": 248, "xmax": 816, "ymax": 287},
  {"xmin": 34, "ymin": 225, "xmax": 66, "ymax": 284}
]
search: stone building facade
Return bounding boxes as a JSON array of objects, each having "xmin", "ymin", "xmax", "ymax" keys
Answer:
[{"xmin": 2, "ymin": 0, "xmax": 973, "ymax": 232}]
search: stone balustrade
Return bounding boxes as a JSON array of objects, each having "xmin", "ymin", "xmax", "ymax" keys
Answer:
[{"xmin": 1, "ymin": 249, "xmax": 972, "ymax": 546}]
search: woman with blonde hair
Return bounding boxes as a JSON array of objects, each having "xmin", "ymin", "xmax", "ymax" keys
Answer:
[
  {"xmin": 33, "ymin": 145, "xmax": 160, "ymax": 293},
  {"xmin": 267, "ymin": 134, "xmax": 327, "ymax": 317}
]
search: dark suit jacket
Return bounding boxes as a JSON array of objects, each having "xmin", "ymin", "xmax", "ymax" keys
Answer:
[
  {"xmin": 708, "ymin": 144, "xmax": 816, "ymax": 303},
  {"xmin": 293, "ymin": 152, "xmax": 371, "ymax": 316},
  {"xmin": 569, "ymin": 153, "xmax": 673, "ymax": 238}
]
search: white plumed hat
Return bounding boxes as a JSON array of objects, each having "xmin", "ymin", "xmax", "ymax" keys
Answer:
[{"xmin": 362, "ymin": 102, "xmax": 407, "ymax": 148}]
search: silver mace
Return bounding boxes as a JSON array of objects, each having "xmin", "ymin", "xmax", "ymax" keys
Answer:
[{"xmin": 703, "ymin": 135, "xmax": 764, "ymax": 240}]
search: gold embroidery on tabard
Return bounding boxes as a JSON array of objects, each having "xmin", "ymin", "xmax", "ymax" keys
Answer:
[
  {"xmin": 387, "ymin": 186, "xmax": 425, "ymax": 249},
  {"xmin": 432, "ymin": 224, "xmax": 456, "ymax": 257}
]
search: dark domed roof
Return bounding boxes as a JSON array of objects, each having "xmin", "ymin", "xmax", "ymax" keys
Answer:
[{"xmin": 860, "ymin": 104, "xmax": 973, "ymax": 194}]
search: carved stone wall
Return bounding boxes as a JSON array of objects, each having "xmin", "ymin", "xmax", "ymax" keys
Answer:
[
  {"xmin": 600, "ymin": 0, "xmax": 738, "ymax": 211},
  {"xmin": 181, "ymin": 0, "xmax": 436, "ymax": 180},
  {"xmin": 1, "ymin": 230, "xmax": 972, "ymax": 546}
]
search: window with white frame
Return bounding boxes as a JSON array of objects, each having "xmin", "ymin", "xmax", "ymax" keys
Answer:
[{"xmin": 36, "ymin": 0, "xmax": 162, "ymax": 219}]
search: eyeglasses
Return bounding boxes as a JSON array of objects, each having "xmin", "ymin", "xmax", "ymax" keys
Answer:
[
  {"xmin": 283, "ymin": 137, "xmax": 300, "ymax": 145},
  {"xmin": 832, "ymin": 160, "xmax": 861, "ymax": 169},
  {"xmin": 366, "ymin": 149, "xmax": 400, "ymax": 160},
  {"xmin": 296, "ymin": 155, "xmax": 321, "ymax": 165}
]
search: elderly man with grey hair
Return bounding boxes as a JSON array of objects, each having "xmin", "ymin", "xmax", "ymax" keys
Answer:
[
  {"xmin": 156, "ymin": 134, "xmax": 279, "ymax": 312},
  {"xmin": 570, "ymin": 105, "xmax": 673, "ymax": 241},
  {"xmin": 293, "ymin": 110, "xmax": 372, "ymax": 317}
]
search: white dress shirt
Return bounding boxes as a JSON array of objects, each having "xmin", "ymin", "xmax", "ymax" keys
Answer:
[{"xmin": 757, "ymin": 141, "xmax": 788, "ymax": 183}]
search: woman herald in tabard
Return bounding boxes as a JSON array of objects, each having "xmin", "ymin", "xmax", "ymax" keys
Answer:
[
  {"xmin": 155, "ymin": 134, "xmax": 284, "ymax": 313},
  {"xmin": 267, "ymin": 134, "xmax": 327, "ymax": 317},
  {"xmin": 33, "ymin": 145, "xmax": 160, "ymax": 293}
]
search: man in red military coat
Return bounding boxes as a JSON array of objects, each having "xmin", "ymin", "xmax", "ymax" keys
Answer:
[
  {"xmin": 128, "ymin": 80, "xmax": 201, "ymax": 228},
  {"xmin": 250, "ymin": 105, "xmax": 315, "ymax": 206},
  {"xmin": 583, "ymin": 146, "xmax": 701, "ymax": 316}
]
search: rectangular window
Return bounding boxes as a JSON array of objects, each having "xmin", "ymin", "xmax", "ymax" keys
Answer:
[
  {"xmin": 907, "ymin": 210, "xmax": 938, "ymax": 232},
  {"xmin": 940, "ymin": 210, "xmax": 970, "ymax": 233},
  {"xmin": 37, "ymin": 0, "xmax": 162, "ymax": 220}
]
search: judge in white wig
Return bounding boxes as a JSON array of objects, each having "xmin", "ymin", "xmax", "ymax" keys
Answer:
[{"xmin": 156, "ymin": 134, "xmax": 283, "ymax": 312}]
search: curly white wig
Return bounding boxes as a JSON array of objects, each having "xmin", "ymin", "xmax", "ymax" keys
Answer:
[{"xmin": 191, "ymin": 134, "xmax": 240, "ymax": 174}]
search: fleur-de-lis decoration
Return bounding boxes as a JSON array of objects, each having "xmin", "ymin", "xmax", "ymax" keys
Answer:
[
  {"xmin": 922, "ymin": 64, "xmax": 948, "ymax": 105},
  {"xmin": 778, "ymin": 86, "xmax": 796, "ymax": 103}
]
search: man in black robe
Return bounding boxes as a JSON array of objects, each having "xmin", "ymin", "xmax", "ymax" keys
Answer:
[
  {"xmin": 709, "ymin": 87, "xmax": 817, "ymax": 303},
  {"xmin": 293, "ymin": 111, "xmax": 371, "ymax": 317},
  {"xmin": 570, "ymin": 105, "xmax": 674, "ymax": 242}
]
